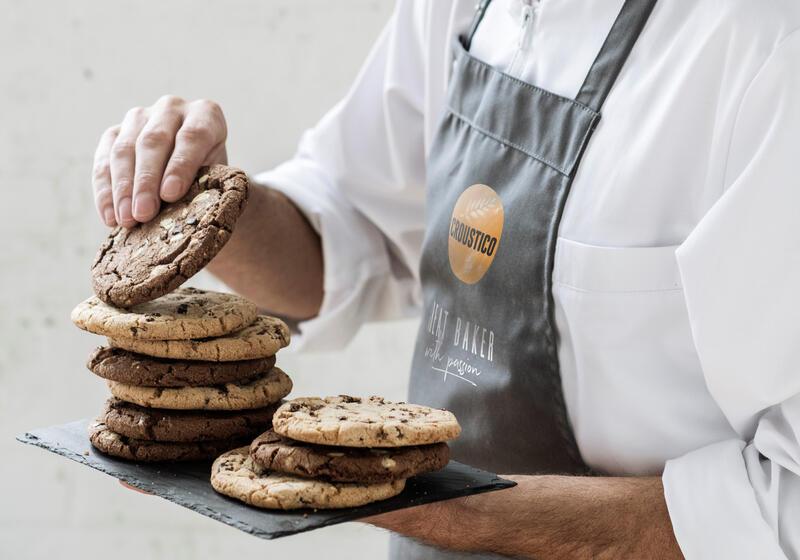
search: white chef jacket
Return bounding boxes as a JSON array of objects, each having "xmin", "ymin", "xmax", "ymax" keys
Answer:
[{"xmin": 256, "ymin": 0, "xmax": 800, "ymax": 557}]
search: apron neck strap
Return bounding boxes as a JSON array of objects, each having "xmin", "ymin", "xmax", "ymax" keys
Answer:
[
  {"xmin": 464, "ymin": 0, "xmax": 493, "ymax": 52},
  {"xmin": 575, "ymin": 0, "xmax": 657, "ymax": 112}
]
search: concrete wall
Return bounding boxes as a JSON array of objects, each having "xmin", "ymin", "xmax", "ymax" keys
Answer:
[{"xmin": 1, "ymin": 1, "xmax": 420, "ymax": 558}]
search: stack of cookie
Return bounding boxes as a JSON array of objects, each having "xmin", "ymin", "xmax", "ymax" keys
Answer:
[
  {"xmin": 211, "ymin": 396, "xmax": 461, "ymax": 509},
  {"xmin": 72, "ymin": 164, "xmax": 293, "ymax": 462},
  {"xmin": 72, "ymin": 287, "xmax": 292, "ymax": 462}
]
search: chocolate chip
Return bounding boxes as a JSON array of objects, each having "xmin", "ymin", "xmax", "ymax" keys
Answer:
[{"xmin": 176, "ymin": 303, "xmax": 189, "ymax": 315}]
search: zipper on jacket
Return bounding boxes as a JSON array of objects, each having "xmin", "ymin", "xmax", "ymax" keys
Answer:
[{"xmin": 507, "ymin": 0, "xmax": 541, "ymax": 76}]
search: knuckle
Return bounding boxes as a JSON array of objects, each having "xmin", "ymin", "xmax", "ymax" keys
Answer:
[
  {"xmin": 112, "ymin": 177, "xmax": 133, "ymax": 195},
  {"xmin": 110, "ymin": 139, "xmax": 136, "ymax": 159},
  {"xmin": 157, "ymin": 94, "xmax": 184, "ymax": 107},
  {"xmin": 103, "ymin": 125, "xmax": 121, "ymax": 138},
  {"xmin": 193, "ymin": 98, "xmax": 222, "ymax": 115},
  {"xmin": 137, "ymin": 127, "xmax": 172, "ymax": 149},
  {"xmin": 94, "ymin": 187, "xmax": 113, "ymax": 206},
  {"xmin": 134, "ymin": 170, "xmax": 160, "ymax": 188},
  {"xmin": 177, "ymin": 123, "xmax": 213, "ymax": 145},
  {"xmin": 166, "ymin": 152, "xmax": 193, "ymax": 173},
  {"xmin": 125, "ymin": 106, "xmax": 146, "ymax": 120},
  {"xmin": 92, "ymin": 160, "xmax": 110, "ymax": 182}
]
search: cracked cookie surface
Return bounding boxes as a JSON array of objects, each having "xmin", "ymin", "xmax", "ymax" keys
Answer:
[
  {"xmin": 91, "ymin": 165, "xmax": 249, "ymax": 308},
  {"xmin": 87, "ymin": 346, "xmax": 275, "ymax": 387},
  {"xmin": 250, "ymin": 429, "xmax": 449, "ymax": 483},
  {"xmin": 210, "ymin": 447, "xmax": 406, "ymax": 509},
  {"xmin": 107, "ymin": 367, "xmax": 292, "ymax": 410},
  {"xmin": 72, "ymin": 287, "xmax": 257, "ymax": 340},
  {"xmin": 272, "ymin": 396, "xmax": 461, "ymax": 447},
  {"xmin": 108, "ymin": 315, "xmax": 290, "ymax": 361},
  {"xmin": 102, "ymin": 398, "xmax": 281, "ymax": 442},
  {"xmin": 88, "ymin": 419, "xmax": 243, "ymax": 462}
]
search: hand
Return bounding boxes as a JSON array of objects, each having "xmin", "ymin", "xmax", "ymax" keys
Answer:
[{"xmin": 92, "ymin": 95, "xmax": 229, "ymax": 228}]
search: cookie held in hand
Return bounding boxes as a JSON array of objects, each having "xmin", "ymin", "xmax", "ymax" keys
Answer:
[{"xmin": 91, "ymin": 165, "xmax": 249, "ymax": 308}]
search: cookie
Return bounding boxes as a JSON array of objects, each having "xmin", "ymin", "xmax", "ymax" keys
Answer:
[
  {"xmin": 210, "ymin": 447, "xmax": 406, "ymax": 510},
  {"xmin": 107, "ymin": 367, "xmax": 292, "ymax": 410},
  {"xmin": 88, "ymin": 419, "xmax": 242, "ymax": 462},
  {"xmin": 71, "ymin": 288, "xmax": 257, "ymax": 340},
  {"xmin": 87, "ymin": 346, "xmax": 275, "ymax": 387},
  {"xmin": 102, "ymin": 398, "xmax": 281, "ymax": 442},
  {"xmin": 273, "ymin": 396, "xmax": 461, "ymax": 448},
  {"xmin": 91, "ymin": 165, "xmax": 249, "ymax": 308},
  {"xmin": 249, "ymin": 429, "xmax": 449, "ymax": 483},
  {"xmin": 108, "ymin": 315, "xmax": 290, "ymax": 362}
]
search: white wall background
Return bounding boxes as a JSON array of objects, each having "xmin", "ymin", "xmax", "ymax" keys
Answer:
[{"xmin": 0, "ymin": 1, "xmax": 421, "ymax": 558}]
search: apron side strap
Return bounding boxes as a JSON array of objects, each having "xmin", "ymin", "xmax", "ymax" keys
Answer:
[
  {"xmin": 464, "ymin": 0, "xmax": 494, "ymax": 52},
  {"xmin": 575, "ymin": 0, "xmax": 658, "ymax": 112}
]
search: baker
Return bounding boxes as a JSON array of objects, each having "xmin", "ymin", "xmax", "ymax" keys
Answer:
[{"xmin": 90, "ymin": 0, "xmax": 800, "ymax": 558}]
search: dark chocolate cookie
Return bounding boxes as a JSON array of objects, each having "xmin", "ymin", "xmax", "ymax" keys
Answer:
[
  {"xmin": 88, "ymin": 419, "xmax": 243, "ymax": 462},
  {"xmin": 91, "ymin": 165, "xmax": 249, "ymax": 308},
  {"xmin": 102, "ymin": 398, "xmax": 280, "ymax": 442},
  {"xmin": 87, "ymin": 346, "xmax": 275, "ymax": 387},
  {"xmin": 249, "ymin": 429, "xmax": 450, "ymax": 483}
]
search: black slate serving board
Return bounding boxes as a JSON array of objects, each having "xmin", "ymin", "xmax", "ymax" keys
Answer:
[{"xmin": 17, "ymin": 419, "xmax": 516, "ymax": 540}]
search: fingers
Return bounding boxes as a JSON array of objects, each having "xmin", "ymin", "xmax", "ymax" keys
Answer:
[
  {"xmin": 119, "ymin": 481, "xmax": 153, "ymax": 495},
  {"xmin": 110, "ymin": 107, "xmax": 149, "ymax": 228},
  {"xmin": 93, "ymin": 126, "xmax": 120, "ymax": 227},
  {"xmin": 94, "ymin": 97, "xmax": 227, "ymax": 227},
  {"xmin": 161, "ymin": 99, "xmax": 227, "ymax": 202},
  {"xmin": 131, "ymin": 95, "xmax": 185, "ymax": 222}
]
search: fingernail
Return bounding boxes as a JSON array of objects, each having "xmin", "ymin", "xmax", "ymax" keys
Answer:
[
  {"xmin": 117, "ymin": 197, "xmax": 133, "ymax": 225},
  {"xmin": 103, "ymin": 207, "xmax": 116, "ymax": 227},
  {"xmin": 161, "ymin": 176, "xmax": 183, "ymax": 200},
  {"xmin": 133, "ymin": 193, "xmax": 157, "ymax": 220}
]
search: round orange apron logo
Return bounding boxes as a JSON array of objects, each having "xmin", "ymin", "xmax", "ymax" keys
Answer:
[{"xmin": 448, "ymin": 184, "xmax": 504, "ymax": 284}]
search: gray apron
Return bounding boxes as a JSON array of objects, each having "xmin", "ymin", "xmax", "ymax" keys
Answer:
[{"xmin": 392, "ymin": 0, "xmax": 657, "ymax": 557}]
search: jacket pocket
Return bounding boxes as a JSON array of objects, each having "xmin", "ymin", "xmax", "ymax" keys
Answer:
[{"xmin": 553, "ymin": 238, "xmax": 683, "ymax": 293}]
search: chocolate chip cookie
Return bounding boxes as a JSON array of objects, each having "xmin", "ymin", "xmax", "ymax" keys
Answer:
[
  {"xmin": 89, "ymin": 419, "xmax": 242, "ymax": 462},
  {"xmin": 102, "ymin": 398, "xmax": 280, "ymax": 442},
  {"xmin": 249, "ymin": 429, "xmax": 449, "ymax": 483},
  {"xmin": 87, "ymin": 346, "xmax": 275, "ymax": 387},
  {"xmin": 71, "ymin": 288, "xmax": 257, "ymax": 340},
  {"xmin": 273, "ymin": 396, "xmax": 461, "ymax": 447},
  {"xmin": 108, "ymin": 315, "xmax": 290, "ymax": 361},
  {"xmin": 210, "ymin": 447, "xmax": 406, "ymax": 509},
  {"xmin": 107, "ymin": 367, "xmax": 292, "ymax": 410},
  {"xmin": 91, "ymin": 165, "xmax": 249, "ymax": 308}
]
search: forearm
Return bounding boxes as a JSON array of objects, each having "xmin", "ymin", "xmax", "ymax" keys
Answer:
[
  {"xmin": 369, "ymin": 475, "xmax": 682, "ymax": 560},
  {"xmin": 207, "ymin": 182, "xmax": 323, "ymax": 320}
]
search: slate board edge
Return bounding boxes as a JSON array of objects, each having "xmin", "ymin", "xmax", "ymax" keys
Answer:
[
  {"xmin": 15, "ymin": 429, "xmax": 271, "ymax": 538},
  {"xmin": 16, "ymin": 423, "xmax": 517, "ymax": 541}
]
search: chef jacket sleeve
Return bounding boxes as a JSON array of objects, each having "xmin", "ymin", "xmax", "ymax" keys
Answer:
[
  {"xmin": 254, "ymin": 0, "xmax": 427, "ymax": 351},
  {"xmin": 664, "ymin": 30, "xmax": 800, "ymax": 560}
]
